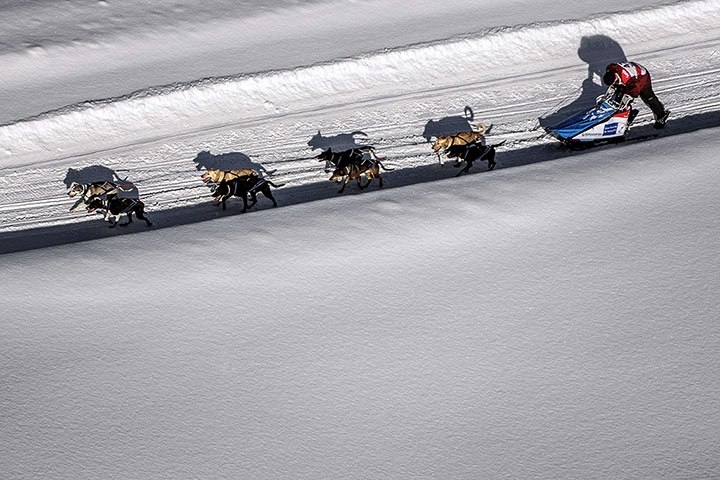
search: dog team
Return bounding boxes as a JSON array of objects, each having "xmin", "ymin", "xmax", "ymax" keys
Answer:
[{"xmin": 69, "ymin": 123, "xmax": 497, "ymax": 228}]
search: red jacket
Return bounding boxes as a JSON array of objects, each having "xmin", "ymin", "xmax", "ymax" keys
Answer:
[{"xmin": 606, "ymin": 62, "xmax": 650, "ymax": 98}]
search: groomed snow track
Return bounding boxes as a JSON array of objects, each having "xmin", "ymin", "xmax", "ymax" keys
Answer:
[{"xmin": 1, "ymin": 0, "xmax": 720, "ymax": 252}]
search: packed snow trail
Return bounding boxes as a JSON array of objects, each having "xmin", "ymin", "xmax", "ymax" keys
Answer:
[{"xmin": 1, "ymin": 0, "xmax": 720, "ymax": 243}]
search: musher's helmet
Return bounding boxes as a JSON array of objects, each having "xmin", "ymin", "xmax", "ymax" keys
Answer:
[{"xmin": 603, "ymin": 70, "xmax": 617, "ymax": 86}]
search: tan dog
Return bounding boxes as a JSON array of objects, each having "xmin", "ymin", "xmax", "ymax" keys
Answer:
[
  {"xmin": 68, "ymin": 181, "xmax": 126, "ymax": 200},
  {"xmin": 201, "ymin": 168, "xmax": 258, "ymax": 184},
  {"xmin": 67, "ymin": 181, "xmax": 132, "ymax": 213},
  {"xmin": 431, "ymin": 123, "xmax": 488, "ymax": 164}
]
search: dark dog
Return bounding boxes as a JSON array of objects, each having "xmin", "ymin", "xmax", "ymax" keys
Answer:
[
  {"xmin": 86, "ymin": 197, "xmax": 153, "ymax": 228},
  {"xmin": 316, "ymin": 146, "xmax": 376, "ymax": 172},
  {"xmin": 212, "ymin": 176, "xmax": 285, "ymax": 212},
  {"xmin": 445, "ymin": 141, "xmax": 505, "ymax": 176}
]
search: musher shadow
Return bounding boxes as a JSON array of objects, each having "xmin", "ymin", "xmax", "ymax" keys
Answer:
[{"xmin": 539, "ymin": 35, "xmax": 627, "ymax": 129}]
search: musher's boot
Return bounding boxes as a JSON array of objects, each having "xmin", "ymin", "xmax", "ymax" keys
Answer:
[
  {"xmin": 654, "ymin": 110, "xmax": 670, "ymax": 129},
  {"xmin": 628, "ymin": 108, "xmax": 639, "ymax": 125}
]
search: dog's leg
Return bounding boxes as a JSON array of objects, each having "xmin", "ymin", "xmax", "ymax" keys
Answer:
[
  {"xmin": 240, "ymin": 193, "xmax": 249, "ymax": 213},
  {"xmin": 485, "ymin": 148, "xmax": 497, "ymax": 171},
  {"xmin": 120, "ymin": 212, "xmax": 134, "ymax": 227},
  {"xmin": 263, "ymin": 187, "xmax": 278, "ymax": 207},
  {"xmin": 69, "ymin": 198, "xmax": 85, "ymax": 213},
  {"xmin": 355, "ymin": 172, "xmax": 367, "ymax": 190},
  {"xmin": 455, "ymin": 162, "xmax": 472, "ymax": 177},
  {"xmin": 455, "ymin": 154, "xmax": 473, "ymax": 176},
  {"xmin": 134, "ymin": 206, "xmax": 153, "ymax": 226}
]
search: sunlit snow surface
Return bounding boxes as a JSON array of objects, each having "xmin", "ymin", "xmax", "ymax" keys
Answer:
[{"xmin": 1, "ymin": 1, "xmax": 720, "ymax": 479}]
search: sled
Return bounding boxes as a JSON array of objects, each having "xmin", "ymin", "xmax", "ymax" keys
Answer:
[{"xmin": 545, "ymin": 88, "xmax": 635, "ymax": 146}]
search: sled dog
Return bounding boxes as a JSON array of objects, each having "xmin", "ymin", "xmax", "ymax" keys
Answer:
[
  {"xmin": 329, "ymin": 158, "xmax": 392, "ymax": 194},
  {"xmin": 68, "ymin": 181, "xmax": 130, "ymax": 209},
  {"xmin": 445, "ymin": 141, "xmax": 505, "ymax": 176},
  {"xmin": 201, "ymin": 168, "xmax": 259, "ymax": 184},
  {"xmin": 316, "ymin": 146, "xmax": 376, "ymax": 172},
  {"xmin": 86, "ymin": 197, "xmax": 153, "ymax": 228},
  {"xmin": 432, "ymin": 123, "xmax": 488, "ymax": 165},
  {"xmin": 212, "ymin": 176, "xmax": 285, "ymax": 212}
]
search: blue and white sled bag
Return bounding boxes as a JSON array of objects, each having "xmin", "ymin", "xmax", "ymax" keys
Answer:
[{"xmin": 546, "ymin": 89, "xmax": 633, "ymax": 144}]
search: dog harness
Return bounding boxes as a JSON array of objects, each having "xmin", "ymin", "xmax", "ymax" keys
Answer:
[
  {"xmin": 118, "ymin": 198, "xmax": 140, "ymax": 214},
  {"xmin": 227, "ymin": 177, "xmax": 265, "ymax": 196}
]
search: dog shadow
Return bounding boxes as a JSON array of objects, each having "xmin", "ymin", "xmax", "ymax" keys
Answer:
[
  {"xmin": 193, "ymin": 150, "xmax": 270, "ymax": 175},
  {"xmin": 539, "ymin": 35, "xmax": 627, "ymax": 128},
  {"xmin": 422, "ymin": 106, "xmax": 480, "ymax": 142},
  {"xmin": 63, "ymin": 165, "xmax": 139, "ymax": 197},
  {"xmin": 307, "ymin": 130, "xmax": 371, "ymax": 152}
]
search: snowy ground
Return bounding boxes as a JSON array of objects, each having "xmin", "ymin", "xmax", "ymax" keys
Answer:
[{"xmin": 2, "ymin": 1, "xmax": 720, "ymax": 479}]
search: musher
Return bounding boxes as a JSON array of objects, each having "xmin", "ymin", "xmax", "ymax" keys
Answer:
[{"xmin": 603, "ymin": 61, "xmax": 670, "ymax": 129}]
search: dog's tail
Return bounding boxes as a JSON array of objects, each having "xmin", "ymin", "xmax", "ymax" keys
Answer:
[
  {"xmin": 491, "ymin": 140, "xmax": 507, "ymax": 148},
  {"xmin": 376, "ymin": 159, "xmax": 394, "ymax": 171},
  {"xmin": 265, "ymin": 180, "xmax": 286, "ymax": 188}
]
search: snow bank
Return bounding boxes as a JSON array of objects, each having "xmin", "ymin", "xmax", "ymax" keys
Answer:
[{"xmin": 1, "ymin": 0, "xmax": 718, "ymax": 168}]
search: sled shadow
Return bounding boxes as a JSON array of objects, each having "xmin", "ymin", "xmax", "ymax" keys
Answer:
[
  {"xmin": 63, "ymin": 165, "xmax": 139, "ymax": 197},
  {"xmin": 422, "ymin": 106, "xmax": 478, "ymax": 142},
  {"xmin": 193, "ymin": 150, "xmax": 269, "ymax": 175},
  {"xmin": 307, "ymin": 130, "xmax": 371, "ymax": 152},
  {"xmin": 540, "ymin": 35, "xmax": 627, "ymax": 129}
]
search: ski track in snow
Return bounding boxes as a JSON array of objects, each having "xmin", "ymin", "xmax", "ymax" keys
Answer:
[{"xmin": 1, "ymin": 0, "xmax": 720, "ymax": 244}]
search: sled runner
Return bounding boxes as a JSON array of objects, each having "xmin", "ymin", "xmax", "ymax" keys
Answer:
[{"xmin": 545, "ymin": 88, "xmax": 635, "ymax": 146}]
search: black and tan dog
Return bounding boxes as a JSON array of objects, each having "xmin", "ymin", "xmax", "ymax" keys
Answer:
[
  {"xmin": 432, "ymin": 123, "xmax": 488, "ymax": 165},
  {"xmin": 316, "ymin": 146, "xmax": 376, "ymax": 173},
  {"xmin": 329, "ymin": 158, "xmax": 392, "ymax": 194},
  {"xmin": 212, "ymin": 176, "xmax": 285, "ymax": 212},
  {"xmin": 445, "ymin": 141, "xmax": 505, "ymax": 176},
  {"xmin": 86, "ymin": 197, "xmax": 153, "ymax": 228}
]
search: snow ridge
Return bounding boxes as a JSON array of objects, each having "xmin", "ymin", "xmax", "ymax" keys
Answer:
[{"xmin": 1, "ymin": 0, "xmax": 718, "ymax": 169}]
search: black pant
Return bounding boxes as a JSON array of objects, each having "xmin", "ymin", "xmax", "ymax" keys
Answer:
[{"xmin": 639, "ymin": 83, "xmax": 666, "ymax": 120}]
